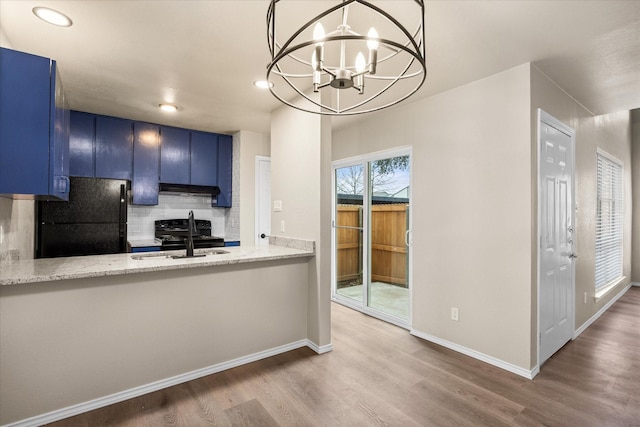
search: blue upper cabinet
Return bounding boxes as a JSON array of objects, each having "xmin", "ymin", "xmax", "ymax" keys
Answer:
[
  {"xmin": 49, "ymin": 66, "xmax": 70, "ymax": 200},
  {"xmin": 95, "ymin": 116, "xmax": 133, "ymax": 180},
  {"xmin": 67, "ymin": 111, "xmax": 233, "ymax": 208},
  {"xmin": 215, "ymin": 135, "xmax": 232, "ymax": 207},
  {"xmin": 132, "ymin": 122, "xmax": 160, "ymax": 205},
  {"xmin": 160, "ymin": 126, "xmax": 190, "ymax": 185},
  {"xmin": 69, "ymin": 111, "xmax": 96, "ymax": 177},
  {"xmin": 0, "ymin": 48, "xmax": 70, "ymax": 200},
  {"xmin": 190, "ymin": 131, "xmax": 218, "ymax": 186}
]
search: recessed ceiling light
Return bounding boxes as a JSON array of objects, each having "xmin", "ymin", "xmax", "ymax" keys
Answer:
[
  {"xmin": 254, "ymin": 80, "xmax": 273, "ymax": 89},
  {"xmin": 159, "ymin": 103, "xmax": 179, "ymax": 113},
  {"xmin": 32, "ymin": 7, "xmax": 72, "ymax": 27}
]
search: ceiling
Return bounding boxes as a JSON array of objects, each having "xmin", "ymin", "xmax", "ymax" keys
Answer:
[{"xmin": 1, "ymin": 1, "xmax": 638, "ymax": 135}]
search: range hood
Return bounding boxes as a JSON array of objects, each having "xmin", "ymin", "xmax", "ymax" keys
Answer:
[{"xmin": 159, "ymin": 183, "xmax": 220, "ymax": 197}]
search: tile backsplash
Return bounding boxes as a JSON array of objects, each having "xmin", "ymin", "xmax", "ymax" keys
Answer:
[
  {"xmin": 129, "ymin": 134, "xmax": 241, "ymax": 242},
  {"xmin": 128, "ymin": 194, "xmax": 227, "ymax": 240}
]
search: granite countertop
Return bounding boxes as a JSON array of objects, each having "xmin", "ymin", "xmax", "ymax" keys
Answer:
[{"xmin": 0, "ymin": 237, "xmax": 314, "ymax": 286}]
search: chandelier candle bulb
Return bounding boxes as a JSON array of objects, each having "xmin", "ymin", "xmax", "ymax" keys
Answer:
[
  {"xmin": 313, "ymin": 22, "xmax": 325, "ymax": 71},
  {"xmin": 367, "ymin": 27, "xmax": 379, "ymax": 75}
]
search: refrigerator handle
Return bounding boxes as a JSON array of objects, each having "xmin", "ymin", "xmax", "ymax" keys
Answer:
[{"xmin": 119, "ymin": 184, "xmax": 127, "ymax": 252}]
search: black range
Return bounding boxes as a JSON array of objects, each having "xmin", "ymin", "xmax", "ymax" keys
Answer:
[{"xmin": 155, "ymin": 219, "xmax": 224, "ymax": 251}]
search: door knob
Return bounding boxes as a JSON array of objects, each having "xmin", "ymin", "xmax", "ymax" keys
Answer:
[{"xmin": 260, "ymin": 233, "xmax": 266, "ymax": 239}]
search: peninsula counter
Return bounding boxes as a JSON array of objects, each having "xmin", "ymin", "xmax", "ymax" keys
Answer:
[{"xmin": 0, "ymin": 238, "xmax": 316, "ymax": 426}]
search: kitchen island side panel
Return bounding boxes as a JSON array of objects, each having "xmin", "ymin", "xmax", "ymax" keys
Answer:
[{"xmin": 0, "ymin": 259, "xmax": 309, "ymax": 426}]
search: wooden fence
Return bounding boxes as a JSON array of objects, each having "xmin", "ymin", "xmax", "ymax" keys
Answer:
[{"xmin": 336, "ymin": 203, "xmax": 408, "ymax": 287}]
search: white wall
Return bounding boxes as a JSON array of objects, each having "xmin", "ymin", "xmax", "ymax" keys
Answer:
[
  {"xmin": 271, "ymin": 100, "xmax": 332, "ymax": 348},
  {"xmin": 236, "ymin": 130, "xmax": 270, "ymax": 245},
  {"xmin": 632, "ymin": 109, "xmax": 640, "ymax": 283},
  {"xmin": 332, "ymin": 62, "xmax": 634, "ymax": 372},
  {"xmin": 530, "ymin": 66, "xmax": 633, "ymax": 333},
  {"xmin": 333, "ymin": 64, "xmax": 534, "ymax": 370},
  {"xmin": 0, "ymin": 24, "xmax": 12, "ymax": 48}
]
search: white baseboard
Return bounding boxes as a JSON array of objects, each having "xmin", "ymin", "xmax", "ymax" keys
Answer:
[
  {"xmin": 2, "ymin": 339, "xmax": 323, "ymax": 427},
  {"xmin": 306, "ymin": 340, "xmax": 333, "ymax": 354},
  {"xmin": 409, "ymin": 329, "xmax": 536, "ymax": 380},
  {"xmin": 632, "ymin": 282, "xmax": 640, "ymax": 287},
  {"xmin": 573, "ymin": 283, "xmax": 632, "ymax": 338}
]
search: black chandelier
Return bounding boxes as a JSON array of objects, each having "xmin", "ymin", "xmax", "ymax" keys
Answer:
[{"xmin": 266, "ymin": 0, "xmax": 426, "ymax": 115}]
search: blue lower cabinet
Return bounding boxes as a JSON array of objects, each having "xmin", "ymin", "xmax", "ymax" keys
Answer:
[
  {"xmin": 132, "ymin": 122, "xmax": 160, "ymax": 205},
  {"xmin": 96, "ymin": 116, "xmax": 133, "ymax": 180},
  {"xmin": 131, "ymin": 246, "xmax": 161, "ymax": 253},
  {"xmin": 0, "ymin": 48, "xmax": 69, "ymax": 200}
]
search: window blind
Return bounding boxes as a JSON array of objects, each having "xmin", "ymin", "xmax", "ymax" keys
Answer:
[{"xmin": 595, "ymin": 152, "xmax": 623, "ymax": 290}]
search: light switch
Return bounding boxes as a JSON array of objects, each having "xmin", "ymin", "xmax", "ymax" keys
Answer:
[{"xmin": 273, "ymin": 200, "xmax": 282, "ymax": 212}]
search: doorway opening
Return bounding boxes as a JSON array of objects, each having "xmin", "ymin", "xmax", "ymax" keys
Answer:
[{"xmin": 331, "ymin": 147, "xmax": 412, "ymax": 328}]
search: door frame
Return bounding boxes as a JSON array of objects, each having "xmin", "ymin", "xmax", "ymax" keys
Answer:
[
  {"xmin": 331, "ymin": 146, "xmax": 413, "ymax": 329},
  {"xmin": 255, "ymin": 155, "xmax": 271, "ymax": 246},
  {"xmin": 536, "ymin": 109, "xmax": 576, "ymax": 370}
]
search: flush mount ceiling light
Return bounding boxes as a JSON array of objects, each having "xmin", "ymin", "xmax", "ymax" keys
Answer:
[
  {"xmin": 254, "ymin": 80, "xmax": 274, "ymax": 89},
  {"xmin": 32, "ymin": 7, "xmax": 73, "ymax": 27},
  {"xmin": 159, "ymin": 103, "xmax": 178, "ymax": 112},
  {"xmin": 266, "ymin": 0, "xmax": 426, "ymax": 115}
]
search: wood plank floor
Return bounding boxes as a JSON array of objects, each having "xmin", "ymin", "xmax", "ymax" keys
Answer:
[{"xmin": 47, "ymin": 287, "xmax": 639, "ymax": 426}]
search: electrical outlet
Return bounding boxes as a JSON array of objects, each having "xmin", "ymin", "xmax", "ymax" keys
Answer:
[
  {"xmin": 280, "ymin": 220, "xmax": 285, "ymax": 233},
  {"xmin": 584, "ymin": 292, "xmax": 588, "ymax": 304},
  {"xmin": 451, "ymin": 307, "xmax": 459, "ymax": 322}
]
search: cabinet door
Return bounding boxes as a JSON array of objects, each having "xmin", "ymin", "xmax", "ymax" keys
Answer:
[
  {"xmin": 215, "ymin": 134, "xmax": 233, "ymax": 207},
  {"xmin": 69, "ymin": 111, "xmax": 96, "ymax": 177},
  {"xmin": 95, "ymin": 116, "xmax": 133, "ymax": 180},
  {"xmin": 190, "ymin": 131, "xmax": 218, "ymax": 186},
  {"xmin": 132, "ymin": 122, "xmax": 160, "ymax": 205},
  {"xmin": 49, "ymin": 61, "xmax": 70, "ymax": 201},
  {"xmin": 0, "ymin": 48, "xmax": 51, "ymax": 196},
  {"xmin": 159, "ymin": 126, "xmax": 190, "ymax": 184}
]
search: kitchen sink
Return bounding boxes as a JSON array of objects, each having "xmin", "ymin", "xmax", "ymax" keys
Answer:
[{"xmin": 131, "ymin": 249, "xmax": 229, "ymax": 260}]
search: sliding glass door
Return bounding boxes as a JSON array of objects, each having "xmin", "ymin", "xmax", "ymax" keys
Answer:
[{"xmin": 332, "ymin": 149, "xmax": 411, "ymax": 326}]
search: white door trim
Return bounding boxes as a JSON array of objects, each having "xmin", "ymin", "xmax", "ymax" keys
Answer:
[
  {"xmin": 536, "ymin": 109, "xmax": 576, "ymax": 371},
  {"xmin": 331, "ymin": 145, "xmax": 413, "ymax": 328},
  {"xmin": 255, "ymin": 155, "xmax": 271, "ymax": 246}
]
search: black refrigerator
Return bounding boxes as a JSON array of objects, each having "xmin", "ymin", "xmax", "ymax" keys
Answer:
[{"xmin": 37, "ymin": 177, "xmax": 129, "ymax": 258}]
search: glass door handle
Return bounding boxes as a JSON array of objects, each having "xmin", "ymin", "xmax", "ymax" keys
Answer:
[
  {"xmin": 331, "ymin": 220, "xmax": 363, "ymax": 231},
  {"xmin": 405, "ymin": 230, "xmax": 411, "ymax": 246}
]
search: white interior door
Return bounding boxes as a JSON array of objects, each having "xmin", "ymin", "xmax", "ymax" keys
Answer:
[
  {"xmin": 255, "ymin": 156, "xmax": 271, "ymax": 246},
  {"xmin": 538, "ymin": 110, "xmax": 576, "ymax": 365}
]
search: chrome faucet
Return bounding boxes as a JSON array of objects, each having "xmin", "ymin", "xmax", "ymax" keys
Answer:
[{"xmin": 186, "ymin": 210, "xmax": 195, "ymax": 257}]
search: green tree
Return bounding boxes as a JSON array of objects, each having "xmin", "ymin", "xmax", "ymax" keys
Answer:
[{"xmin": 336, "ymin": 155, "xmax": 409, "ymax": 195}]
